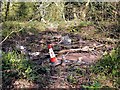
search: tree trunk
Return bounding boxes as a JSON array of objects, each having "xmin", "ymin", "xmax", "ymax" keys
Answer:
[
  {"xmin": 5, "ymin": 0, "xmax": 10, "ymax": 21},
  {"xmin": 0, "ymin": 1, "xmax": 1, "ymax": 13},
  {"xmin": 81, "ymin": 0, "xmax": 90, "ymax": 21}
]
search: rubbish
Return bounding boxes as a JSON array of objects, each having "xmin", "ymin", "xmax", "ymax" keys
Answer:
[
  {"xmin": 63, "ymin": 59, "xmax": 71, "ymax": 63},
  {"xmin": 28, "ymin": 52, "xmax": 40, "ymax": 56},
  {"xmin": 59, "ymin": 35, "xmax": 71, "ymax": 45},
  {"xmin": 16, "ymin": 43, "xmax": 27, "ymax": 55},
  {"xmin": 48, "ymin": 44, "xmax": 61, "ymax": 66},
  {"xmin": 16, "ymin": 45, "xmax": 25, "ymax": 50}
]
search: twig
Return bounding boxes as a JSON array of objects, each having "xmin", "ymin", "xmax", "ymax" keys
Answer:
[
  {"xmin": 0, "ymin": 31, "xmax": 14, "ymax": 45},
  {"xmin": 0, "ymin": 28, "xmax": 23, "ymax": 45}
]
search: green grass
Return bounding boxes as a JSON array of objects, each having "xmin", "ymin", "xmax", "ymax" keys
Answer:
[{"xmin": 2, "ymin": 21, "xmax": 47, "ymax": 38}]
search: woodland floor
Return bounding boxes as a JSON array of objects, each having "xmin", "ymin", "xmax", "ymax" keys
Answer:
[{"xmin": 2, "ymin": 24, "xmax": 119, "ymax": 89}]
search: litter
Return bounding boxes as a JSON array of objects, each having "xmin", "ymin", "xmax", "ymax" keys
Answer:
[{"xmin": 59, "ymin": 35, "xmax": 71, "ymax": 45}]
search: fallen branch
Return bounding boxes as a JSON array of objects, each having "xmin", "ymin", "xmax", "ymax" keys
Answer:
[
  {"xmin": 58, "ymin": 46, "xmax": 94, "ymax": 54},
  {"xmin": 58, "ymin": 49, "xmax": 85, "ymax": 54},
  {"xmin": 96, "ymin": 38, "xmax": 119, "ymax": 44},
  {"xmin": 0, "ymin": 28, "xmax": 24, "ymax": 45},
  {"xmin": 58, "ymin": 44, "xmax": 106, "ymax": 55}
]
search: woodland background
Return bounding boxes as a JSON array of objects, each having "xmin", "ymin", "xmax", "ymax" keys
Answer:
[{"xmin": 1, "ymin": 1, "xmax": 120, "ymax": 89}]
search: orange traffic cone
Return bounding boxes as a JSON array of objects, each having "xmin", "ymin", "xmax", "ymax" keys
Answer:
[{"xmin": 48, "ymin": 44, "xmax": 61, "ymax": 66}]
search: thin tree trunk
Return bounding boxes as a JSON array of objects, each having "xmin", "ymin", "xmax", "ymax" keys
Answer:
[
  {"xmin": 5, "ymin": 0, "xmax": 10, "ymax": 21},
  {"xmin": 0, "ymin": 1, "xmax": 1, "ymax": 13},
  {"xmin": 81, "ymin": 0, "xmax": 90, "ymax": 21}
]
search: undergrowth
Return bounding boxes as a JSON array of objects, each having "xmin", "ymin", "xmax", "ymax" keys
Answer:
[
  {"xmin": 92, "ymin": 46, "xmax": 120, "ymax": 88},
  {"xmin": 2, "ymin": 51, "xmax": 50, "ymax": 88},
  {"xmin": 2, "ymin": 21, "xmax": 46, "ymax": 38}
]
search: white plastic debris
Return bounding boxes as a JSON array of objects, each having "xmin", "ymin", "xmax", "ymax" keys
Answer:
[
  {"xmin": 60, "ymin": 35, "xmax": 71, "ymax": 45},
  {"xmin": 19, "ymin": 46, "xmax": 25, "ymax": 50},
  {"xmin": 64, "ymin": 60, "xmax": 71, "ymax": 63},
  {"xmin": 28, "ymin": 52, "xmax": 40, "ymax": 56},
  {"xmin": 16, "ymin": 42, "xmax": 26, "ymax": 50},
  {"xmin": 16, "ymin": 43, "xmax": 27, "ymax": 54}
]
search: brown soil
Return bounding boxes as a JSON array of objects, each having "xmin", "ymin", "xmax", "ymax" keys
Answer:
[{"xmin": 2, "ymin": 27, "xmax": 117, "ymax": 89}]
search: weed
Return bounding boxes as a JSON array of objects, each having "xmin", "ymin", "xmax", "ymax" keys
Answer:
[
  {"xmin": 92, "ymin": 47, "xmax": 120, "ymax": 88},
  {"xmin": 82, "ymin": 81, "xmax": 101, "ymax": 89},
  {"xmin": 67, "ymin": 74, "xmax": 77, "ymax": 84},
  {"xmin": 2, "ymin": 51, "xmax": 50, "ymax": 88}
]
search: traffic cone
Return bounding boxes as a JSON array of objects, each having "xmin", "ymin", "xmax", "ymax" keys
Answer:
[{"xmin": 48, "ymin": 44, "xmax": 61, "ymax": 66}]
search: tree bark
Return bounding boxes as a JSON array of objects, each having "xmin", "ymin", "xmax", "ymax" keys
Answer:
[
  {"xmin": 5, "ymin": 0, "xmax": 10, "ymax": 21},
  {"xmin": 0, "ymin": 1, "xmax": 1, "ymax": 13}
]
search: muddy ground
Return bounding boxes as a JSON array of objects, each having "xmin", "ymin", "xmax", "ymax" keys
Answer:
[{"xmin": 2, "ymin": 27, "xmax": 117, "ymax": 89}]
